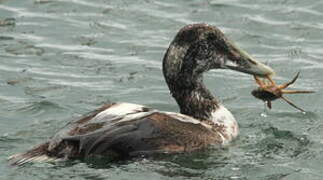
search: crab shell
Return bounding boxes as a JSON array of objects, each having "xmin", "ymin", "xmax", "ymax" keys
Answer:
[{"xmin": 251, "ymin": 87, "xmax": 282, "ymax": 101}]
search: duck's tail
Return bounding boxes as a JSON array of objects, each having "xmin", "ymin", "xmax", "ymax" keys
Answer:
[{"xmin": 8, "ymin": 142, "xmax": 58, "ymax": 166}]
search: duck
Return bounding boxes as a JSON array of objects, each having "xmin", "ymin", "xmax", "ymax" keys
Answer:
[{"xmin": 9, "ymin": 23, "xmax": 274, "ymax": 165}]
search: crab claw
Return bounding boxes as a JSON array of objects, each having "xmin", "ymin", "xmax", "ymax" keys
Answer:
[{"xmin": 278, "ymin": 72, "xmax": 300, "ymax": 89}]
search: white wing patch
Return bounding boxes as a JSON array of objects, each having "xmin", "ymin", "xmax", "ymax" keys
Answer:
[
  {"xmin": 165, "ymin": 112, "xmax": 212, "ymax": 129},
  {"xmin": 97, "ymin": 103, "xmax": 145, "ymax": 117},
  {"xmin": 91, "ymin": 103, "xmax": 152, "ymax": 123}
]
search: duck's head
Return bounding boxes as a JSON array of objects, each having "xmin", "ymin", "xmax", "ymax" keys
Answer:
[
  {"xmin": 162, "ymin": 24, "xmax": 275, "ymax": 120},
  {"xmin": 163, "ymin": 23, "xmax": 274, "ymax": 86}
]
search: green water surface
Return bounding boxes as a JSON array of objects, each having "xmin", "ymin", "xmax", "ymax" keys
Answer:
[{"xmin": 1, "ymin": 0, "xmax": 322, "ymax": 179}]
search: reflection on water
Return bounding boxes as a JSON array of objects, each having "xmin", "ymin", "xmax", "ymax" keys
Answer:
[{"xmin": 1, "ymin": 0, "xmax": 323, "ymax": 179}]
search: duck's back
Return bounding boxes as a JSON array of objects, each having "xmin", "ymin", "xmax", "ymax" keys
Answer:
[{"xmin": 9, "ymin": 103, "xmax": 223, "ymax": 165}]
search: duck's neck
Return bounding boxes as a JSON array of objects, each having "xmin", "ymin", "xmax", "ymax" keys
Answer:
[
  {"xmin": 165, "ymin": 72, "xmax": 219, "ymax": 121},
  {"xmin": 162, "ymin": 44, "xmax": 220, "ymax": 121}
]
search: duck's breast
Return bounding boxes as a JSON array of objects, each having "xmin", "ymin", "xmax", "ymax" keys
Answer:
[{"xmin": 211, "ymin": 105, "xmax": 239, "ymax": 144}]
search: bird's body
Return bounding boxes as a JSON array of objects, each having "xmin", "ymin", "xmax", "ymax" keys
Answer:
[
  {"xmin": 10, "ymin": 103, "xmax": 238, "ymax": 165},
  {"xmin": 9, "ymin": 24, "xmax": 274, "ymax": 165}
]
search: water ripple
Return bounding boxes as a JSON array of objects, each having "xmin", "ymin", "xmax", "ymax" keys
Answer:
[{"xmin": 1, "ymin": 0, "xmax": 323, "ymax": 179}]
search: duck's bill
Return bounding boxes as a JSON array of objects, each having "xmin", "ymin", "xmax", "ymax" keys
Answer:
[
  {"xmin": 221, "ymin": 42, "xmax": 275, "ymax": 77},
  {"xmin": 224, "ymin": 61, "xmax": 274, "ymax": 77}
]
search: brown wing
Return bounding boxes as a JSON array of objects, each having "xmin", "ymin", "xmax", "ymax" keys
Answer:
[
  {"xmin": 46, "ymin": 103, "xmax": 116, "ymax": 151},
  {"xmin": 59, "ymin": 112, "xmax": 222, "ymax": 158},
  {"xmin": 10, "ymin": 103, "xmax": 222, "ymax": 165}
]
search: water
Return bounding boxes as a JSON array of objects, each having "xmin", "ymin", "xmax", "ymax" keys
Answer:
[{"xmin": 1, "ymin": 0, "xmax": 322, "ymax": 179}]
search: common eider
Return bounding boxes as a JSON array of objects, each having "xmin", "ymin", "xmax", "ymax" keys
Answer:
[{"xmin": 9, "ymin": 24, "xmax": 274, "ymax": 165}]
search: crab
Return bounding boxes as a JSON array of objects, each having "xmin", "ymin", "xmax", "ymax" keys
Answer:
[{"xmin": 252, "ymin": 72, "xmax": 314, "ymax": 112}]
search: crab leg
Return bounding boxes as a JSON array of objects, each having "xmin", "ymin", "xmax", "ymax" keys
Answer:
[
  {"xmin": 266, "ymin": 101, "xmax": 272, "ymax": 109},
  {"xmin": 254, "ymin": 75, "xmax": 266, "ymax": 89},
  {"xmin": 281, "ymin": 90, "xmax": 315, "ymax": 94},
  {"xmin": 278, "ymin": 72, "xmax": 300, "ymax": 89},
  {"xmin": 280, "ymin": 96, "xmax": 305, "ymax": 112},
  {"xmin": 265, "ymin": 75, "xmax": 276, "ymax": 86}
]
